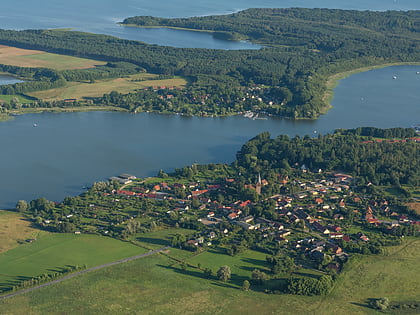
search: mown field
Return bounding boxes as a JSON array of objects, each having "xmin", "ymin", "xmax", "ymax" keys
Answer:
[
  {"xmin": 0, "ymin": 45, "xmax": 106, "ymax": 70},
  {"xmin": 1, "ymin": 227, "xmax": 419, "ymax": 314},
  {"xmin": 0, "ymin": 232, "xmax": 146, "ymax": 293},
  {"xmin": 28, "ymin": 74, "xmax": 187, "ymax": 101}
]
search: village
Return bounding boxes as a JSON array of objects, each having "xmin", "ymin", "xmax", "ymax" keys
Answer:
[{"xmin": 31, "ymin": 163, "xmax": 415, "ymax": 280}]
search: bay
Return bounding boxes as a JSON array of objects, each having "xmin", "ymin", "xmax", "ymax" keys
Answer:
[
  {"xmin": 0, "ymin": 0, "xmax": 419, "ymax": 48},
  {"xmin": 0, "ymin": 65, "xmax": 418, "ymax": 208}
]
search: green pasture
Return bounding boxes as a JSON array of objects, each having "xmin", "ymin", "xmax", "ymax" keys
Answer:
[
  {"xmin": 1, "ymin": 238, "xmax": 419, "ymax": 314},
  {"xmin": 0, "ymin": 233, "xmax": 145, "ymax": 292}
]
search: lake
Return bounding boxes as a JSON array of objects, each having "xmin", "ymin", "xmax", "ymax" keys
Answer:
[
  {"xmin": 0, "ymin": 75, "xmax": 23, "ymax": 86},
  {"xmin": 0, "ymin": 65, "xmax": 418, "ymax": 208},
  {"xmin": 1, "ymin": 0, "xmax": 419, "ymax": 48}
]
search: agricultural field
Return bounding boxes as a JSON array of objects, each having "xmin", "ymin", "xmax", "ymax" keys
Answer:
[
  {"xmin": 0, "ymin": 210, "xmax": 41, "ymax": 254},
  {"xmin": 0, "ymin": 45, "xmax": 106, "ymax": 70},
  {"xmin": 28, "ymin": 74, "xmax": 187, "ymax": 101},
  {"xmin": 2, "ymin": 237, "xmax": 418, "ymax": 314},
  {"xmin": 0, "ymin": 232, "xmax": 145, "ymax": 293}
]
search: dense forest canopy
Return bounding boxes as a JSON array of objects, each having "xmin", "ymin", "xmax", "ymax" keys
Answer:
[
  {"xmin": 0, "ymin": 8, "xmax": 419, "ymax": 118},
  {"xmin": 235, "ymin": 128, "xmax": 420, "ymax": 186}
]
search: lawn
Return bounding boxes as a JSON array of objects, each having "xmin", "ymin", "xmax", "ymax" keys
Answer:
[
  {"xmin": 28, "ymin": 74, "xmax": 187, "ymax": 101},
  {"xmin": 1, "ymin": 237, "xmax": 419, "ymax": 314},
  {"xmin": 0, "ymin": 233, "xmax": 145, "ymax": 293},
  {"xmin": 0, "ymin": 45, "xmax": 106, "ymax": 70}
]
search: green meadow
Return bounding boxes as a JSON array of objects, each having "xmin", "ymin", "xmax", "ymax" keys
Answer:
[
  {"xmin": 0, "ymin": 233, "xmax": 145, "ymax": 292},
  {"xmin": 0, "ymin": 234, "xmax": 419, "ymax": 314}
]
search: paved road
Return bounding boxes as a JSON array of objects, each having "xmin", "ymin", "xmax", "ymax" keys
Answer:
[{"xmin": 0, "ymin": 246, "xmax": 170, "ymax": 300}]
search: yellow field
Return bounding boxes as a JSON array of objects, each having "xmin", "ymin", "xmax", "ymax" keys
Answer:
[
  {"xmin": 28, "ymin": 74, "xmax": 187, "ymax": 101},
  {"xmin": 0, "ymin": 45, "xmax": 106, "ymax": 70},
  {"xmin": 0, "ymin": 210, "xmax": 42, "ymax": 254}
]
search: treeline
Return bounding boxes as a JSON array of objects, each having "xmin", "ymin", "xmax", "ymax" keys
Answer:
[
  {"xmin": 0, "ymin": 8, "xmax": 419, "ymax": 118},
  {"xmin": 236, "ymin": 129, "xmax": 420, "ymax": 186},
  {"xmin": 0, "ymin": 61, "xmax": 143, "ymax": 96},
  {"xmin": 337, "ymin": 127, "xmax": 417, "ymax": 138},
  {"xmin": 0, "ymin": 64, "xmax": 65, "ymax": 94}
]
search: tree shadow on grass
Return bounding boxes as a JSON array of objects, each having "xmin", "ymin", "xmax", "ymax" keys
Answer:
[
  {"xmin": 293, "ymin": 271, "xmax": 321, "ymax": 279},
  {"xmin": 350, "ymin": 300, "xmax": 374, "ymax": 311},
  {"xmin": 240, "ymin": 257, "xmax": 269, "ymax": 268},
  {"xmin": 156, "ymin": 263, "xmax": 242, "ymax": 290},
  {"xmin": 137, "ymin": 237, "xmax": 170, "ymax": 247}
]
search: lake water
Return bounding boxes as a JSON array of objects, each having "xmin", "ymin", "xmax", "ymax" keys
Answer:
[
  {"xmin": 0, "ymin": 65, "xmax": 418, "ymax": 208},
  {"xmin": 0, "ymin": 0, "xmax": 419, "ymax": 48},
  {"xmin": 0, "ymin": 75, "xmax": 23, "ymax": 86}
]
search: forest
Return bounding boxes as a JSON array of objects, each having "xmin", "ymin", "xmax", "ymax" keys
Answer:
[
  {"xmin": 235, "ymin": 128, "xmax": 420, "ymax": 186},
  {"xmin": 0, "ymin": 8, "xmax": 419, "ymax": 118}
]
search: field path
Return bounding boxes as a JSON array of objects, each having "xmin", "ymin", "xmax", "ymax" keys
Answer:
[{"xmin": 0, "ymin": 246, "xmax": 169, "ymax": 300}]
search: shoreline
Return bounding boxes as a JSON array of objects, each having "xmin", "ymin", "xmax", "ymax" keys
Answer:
[
  {"xmin": 1, "ymin": 106, "xmax": 127, "ymax": 121},
  {"xmin": 1, "ymin": 63, "xmax": 419, "ymax": 122},
  {"xmin": 322, "ymin": 62, "xmax": 420, "ymax": 111}
]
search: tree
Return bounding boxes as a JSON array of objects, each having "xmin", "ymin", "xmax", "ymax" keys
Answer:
[
  {"xmin": 251, "ymin": 269, "xmax": 268, "ymax": 284},
  {"xmin": 242, "ymin": 280, "xmax": 250, "ymax": 291},
  {"xmin": 370, "ymin": 297, "xmax": 389, "ymax": 311},
  {"xmin": 217, "ymin": 265, "xmax": 231, "ymax": 282},
  {"xmin": 15, "ymin": 200, "xmax": 29, "ymax": 213}
]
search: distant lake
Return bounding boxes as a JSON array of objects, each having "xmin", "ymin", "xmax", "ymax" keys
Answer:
[
  {"xmin": 0, "ymin": 75, "xmax": 23, "ymax": 86},
  {"xmin": 0, "ymin": 0, "xmax": 419, "ymax": 48},
  {"xmin": 0, "ymin": 65, "xmax": 418, "ymax": 208}
]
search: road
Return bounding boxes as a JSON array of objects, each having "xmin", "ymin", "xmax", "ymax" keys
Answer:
[{"xmin": 0, "ymin": 246, "xmax": 170, "ymax": 300}]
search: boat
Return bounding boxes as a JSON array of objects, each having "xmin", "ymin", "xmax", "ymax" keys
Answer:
[
  {"xmin": 392, "ymin": 76, "xmax": 397, "ymax": 80},
  {"xmin": 33, "ymin": 123, "xmax": 38, "ymax": 127}
]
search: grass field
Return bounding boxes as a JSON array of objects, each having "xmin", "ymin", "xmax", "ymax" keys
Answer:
[
  {"xmin": 28, "ymin": 74, "xmax": 187, "ymax": 101},
  {"xmin": 1, "ymin": 234, "xmax": 419, "ymax": 314},
  {"xmin": 0, "ymin": 94, "xmax": 35, "ymax": 104},
  {"xmin": 0, "ymin": 45, "xmax": 106, "ymax": 70},
  {"xmin": 0, "ymin": 233, "xmax": 145, "ymax": 292},
  {"xmin": 0, "ymin": 210, "xmax": 41, "ymax": 254}
]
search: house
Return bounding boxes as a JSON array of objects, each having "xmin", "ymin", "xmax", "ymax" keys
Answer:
[
  {"xmin": 191, "ymin": 189, "xmax": 209, "ymax": 198},
  {"xmin": 330, "ymin": 233, "xmax": 344, "ymax": 239},
  {"xmin": 186, "ymin": 240, "xmax": 199, "ymax": 246},
  {"xmin": 242, "ymin": 215, "xmax": 254, "ymax": 223},
  {"xmin": 228, "ymin": 212, "xmax": 239, "ymax": 220},
  {"xmin": 312, "ymin": 221, "xmax": 330, "ymax": 234},
  {"xmin": 277, "ymin": 230, "xmax": 291, "ymax": 237},
  {"xmin": 237, "ymin": 221, "xmax": 256, "ymax": 230},
  {"xmin": 326, "ymin": 243, "xmax": 342, "ymax": 254}
]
